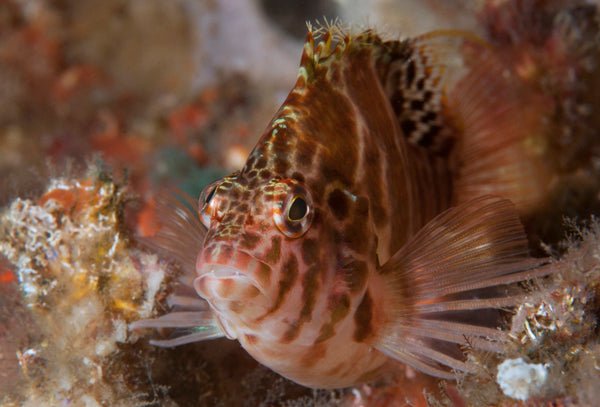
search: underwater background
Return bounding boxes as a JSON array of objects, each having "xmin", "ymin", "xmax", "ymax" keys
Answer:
[{"xmin": 2, "ymin": 1, "xmax": 600, "ymax": 405}]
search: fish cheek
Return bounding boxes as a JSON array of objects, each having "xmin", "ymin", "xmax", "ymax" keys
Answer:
[
  {"xmin": 346, "ymin": 260, "xmax": 368, "ymax": 294},
  {"xmin": 327, "ymin": 188, "xmax": 350, "ymax": 221},
  {"xmin": 353, "ymin": 290, "xmax": 374, "ymax": 342},
  {"xmin": 342, "ymin": 197, "xmax": 372, "ymax": 255}
]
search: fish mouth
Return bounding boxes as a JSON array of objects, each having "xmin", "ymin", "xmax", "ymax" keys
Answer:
[
  {"xmin": 194, "ymin": 252, "xmax": 272, "ymax": 303},
  {"xmin": 203, "ymin": 264, "xmax": 250, "ymax": 280}
]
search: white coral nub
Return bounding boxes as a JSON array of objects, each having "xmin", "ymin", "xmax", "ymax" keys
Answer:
[{"xmin": 496, "ymin": 357, "xmax": 548, "ymax": 401}]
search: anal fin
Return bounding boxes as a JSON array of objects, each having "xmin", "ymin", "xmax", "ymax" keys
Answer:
[{"xmin": 375, "ymin": 196, "xmax": 553, "ymax": 379}]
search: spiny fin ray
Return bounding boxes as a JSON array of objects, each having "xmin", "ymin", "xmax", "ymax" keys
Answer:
[
  {"xmin": 131, "ymin": 189, "xmax": 219, "ymax": 346},
  {"xmin": 299, "ymin": 23, "xmax": 488, "ymax": 154},
  {"xmin": 376, "ymin": 196, "xmax": 550, "ymax": 378}
]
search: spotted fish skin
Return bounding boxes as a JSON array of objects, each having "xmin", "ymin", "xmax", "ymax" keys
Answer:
[
  {"xmin": 133, "ymin": 25, "xmax": 553, "ymax": 389},
  {"xmin": 193, "ymin": 28, "xmax": 460, "ymax": 387}
]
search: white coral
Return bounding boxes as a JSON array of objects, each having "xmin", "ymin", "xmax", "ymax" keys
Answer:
[{"xmin": 496, "ymin": 357, "xmax": 548, "ymax": 401}]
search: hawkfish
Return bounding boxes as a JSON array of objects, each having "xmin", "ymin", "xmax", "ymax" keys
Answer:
[{"xmin": 131, "ymin": 24, "xmax": 554, "ymax": 388}]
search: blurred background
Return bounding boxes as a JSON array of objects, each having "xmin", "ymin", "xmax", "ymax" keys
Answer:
[{"xmin": 0, "ymin": 0, "xmax": 481, "ymax": 206}]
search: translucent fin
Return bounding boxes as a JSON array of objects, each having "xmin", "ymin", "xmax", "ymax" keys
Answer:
[
  {"xmin": 447, "ymin": 41, "xmax": 552, "ymax": 213},
  {"xmin": 149, "ymin": 329, "xmax": 223, "ymax": 347},
  {"xmin": 138, "ymin": 189, "xmax": 206, "ymax": 277},
  {"xmin": 378, "ymin": 30, "xmax": 483, "ymax": 153},
  {"xmin": 130, "ymin": 311, "xmax": 216, "ymax": 329},
  {"xmin": 166, "ymin": 294, "xmax": 209, "ymax": 310},
  {"xmin": 130, "ymin": 310, "xmax": 224, "ymax": 346},
  {"xmin": 131, "ymin": 190, "xmax": 219, "ymax": 346},
  {"xmin": 376, "ymin": 196, "xmax": 552, "ymax": 378}
]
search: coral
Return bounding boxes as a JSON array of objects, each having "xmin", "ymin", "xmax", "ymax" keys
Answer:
[
  {"xmin": 455, "ymin": 220, "xmax": 600, "ymax": 405},
  {"xmin": 0, "ymin": 171, "xmax": 172, "ymax": 406},
  {"xmin": 496, "ymin": 358, "xmax": 548, "ymax": 401},
  {"xmin": 476, "ymin": 0, "xmax": 600, "ymax": 247}
]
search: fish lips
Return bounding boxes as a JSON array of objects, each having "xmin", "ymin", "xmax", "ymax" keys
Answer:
[
  {"xmin": 195, "ymin": 265, "xmax": 252, "ymax": 299},
  {"xmin": 194, "ymin": 262, "xmax": 270, "ymax": 305}
]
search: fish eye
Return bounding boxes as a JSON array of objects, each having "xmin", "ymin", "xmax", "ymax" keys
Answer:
[
  {"xmin": 287, "ymin": 196, "xmax": 308, "ymax": 221},
  {"xmin": 273, "ymin": 184, "xmax": 313, "ymax": 238},
  {"xmin": 199, "ymin": 182, "xmax": 220, "ymax": 228},
  {"xmin": 204, "ymin": 186, "xmax": 216, "ymax": 205}
]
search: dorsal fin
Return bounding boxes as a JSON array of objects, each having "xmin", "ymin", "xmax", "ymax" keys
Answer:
[
  {"xmin": 376, "ymin": 30, "xmax": 486, "ymax": 153},
  {"xmin": 299, "ymin": 24, "xmax": 485, "ymax": 153}
]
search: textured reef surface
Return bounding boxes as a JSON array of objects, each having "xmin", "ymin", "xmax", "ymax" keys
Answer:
[{"xmin": 1, "ymin": 1, "xmax": 600, "ymax": 406}]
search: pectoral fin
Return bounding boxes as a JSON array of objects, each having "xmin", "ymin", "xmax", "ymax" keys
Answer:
[
  {"xmin": 375, "ymin": 196, "xmax": 553, "ymax": 379},
  {"xmin": 130, "ymin": 190, "xmax": 223, "ymax": 346}
]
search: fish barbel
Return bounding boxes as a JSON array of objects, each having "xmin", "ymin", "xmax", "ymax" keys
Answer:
[{"xmin": 132, "ymin": 23, "xmax": 555, "ymax": 388}]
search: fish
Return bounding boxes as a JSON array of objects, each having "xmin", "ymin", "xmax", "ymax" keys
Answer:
[{"xmin": 131, "ymin": 23, "xmax": 555, "ymax": 389}]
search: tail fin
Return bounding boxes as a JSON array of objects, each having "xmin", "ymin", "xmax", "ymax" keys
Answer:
[
  {"xmin": 446, "ymin": 41, "xmax": 553, "ymax": 214},
  {"xmin": 130, "ymin": 190, "xmax": 223, "ymax": 346},
  {"xmin": 375, "ymin": 196, "xmax": 554, "ymax": 379}
]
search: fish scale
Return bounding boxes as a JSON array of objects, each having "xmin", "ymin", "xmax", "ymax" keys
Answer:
[{"xmin": 131, "ymin": 24, "xmax": 556, "ymax": 388}]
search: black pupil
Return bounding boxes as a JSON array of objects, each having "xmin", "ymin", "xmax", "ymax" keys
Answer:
[
  {"xmin": 205, "ymin": 187, "xmax": 216, "ymax": 204},
  {"xmin": 288, "ymin": 197, "xmax": 308, "ymax": 221}
]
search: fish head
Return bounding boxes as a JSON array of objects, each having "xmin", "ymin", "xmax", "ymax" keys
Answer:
[
  {"xmin": 194, "ymin": 152, "xmax": 378, "ymax": 338},
  {"xmin": 194, "ymin": 168, "xmax": 335, "ymax": 339}
]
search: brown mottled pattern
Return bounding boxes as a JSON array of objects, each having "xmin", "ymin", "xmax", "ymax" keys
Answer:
[
  {"xmin": 244, "ymin": 334, "xmax": 258, "ymax": 345},
  {"xmin": 281, "ymin": 236, "xmax": 326, "ymax": 342},
  {"xmin": 315, "ymin": 294, "xmax": 351, "ymax": 343},
  {"xmin": 353, "ymin": 291, "xmax": 374, "ymax": 342},
  {"xmin": 240, "ymin": 232, "xmax": 260, "ymax": 250},
  {"xmin": 325, "ymin": 362, "xmax": 346, "ymax": 377},
  {"xmin": 282, "ymin": 263, "xmax": 320, "ymax": 342},
  {"xmin": 261, "ymin": 254, "xmax": 299, "ymax": 318},
  {"xmin": 345, "ymin": 260, "xmax": 368, "ymax": 293},
  {"xmin": 300, "ymin": 342, "xmax": 327, "ymax": 368},
  {"xmin": 343, "ymin": 47, "xmax": 417, "ymax": 256},
  {"xmin": 188, "ymin": 28, "xmax": 458, "ymax": 388},
  {"xmin": 255, "ymin": 262, "xmax": 271, "ymax": 287},
  {"xmin": 264, "ymin": 236, "xmax": 281, "ymax": 264},
  {"xmin": 326, "ymin": 189, "xmax": 350, "ymax": 220},
  {"xmin": 301, "ymin": 238, "xmax": 319, "ymax": 265}
]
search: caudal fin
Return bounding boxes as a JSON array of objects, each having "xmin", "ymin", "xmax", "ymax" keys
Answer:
[
  {"xmin": 447, "ymin": 41, "xmax": 553, "ymax": 214},
  {"xmin": 376, "ymin": 196, "xmax": 553, "ymax": 379}
]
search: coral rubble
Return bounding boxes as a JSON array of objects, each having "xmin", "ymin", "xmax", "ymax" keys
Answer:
[
  {"xmin": 0, "ymin": 170, "xmax": 343, "ymax": 406},
  {"xmin": 0, "ymin": 172, "xmax": 170, "ymax": 406}
]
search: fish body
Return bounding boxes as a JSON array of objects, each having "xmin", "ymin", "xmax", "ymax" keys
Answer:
[{"xmin": 133, "ymin": 25, "xmax": 553, "ymax": 388}]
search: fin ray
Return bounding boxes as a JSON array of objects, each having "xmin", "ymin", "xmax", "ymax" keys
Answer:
[
  {"xmin": 415, "ymin": 294, "xmax": 527, "ymax": 314},
  {"xmin": 376, "ymin": 196, "xmax": 549, "ymax": 377},
  {"xmin": 130, "ymin": 311, "xmax": 215, "ymax": 329},
  {"xmin": 130, "ymin": 309, "xmax": 224, "ymax": 346},
  {"xmin": 138, "ymin": 189, "xmax": 206, "ymax": 276},
  {"xmin": 132, "ymin": 190, "xmax": 216, "ymax": 346},
  {"xmin": 149, "ymin": 328, "xmax": 223, "ymax": 347},
  {"xmin": 448, "ymin": 41, "xmax": 552, "ymax": 213}
]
